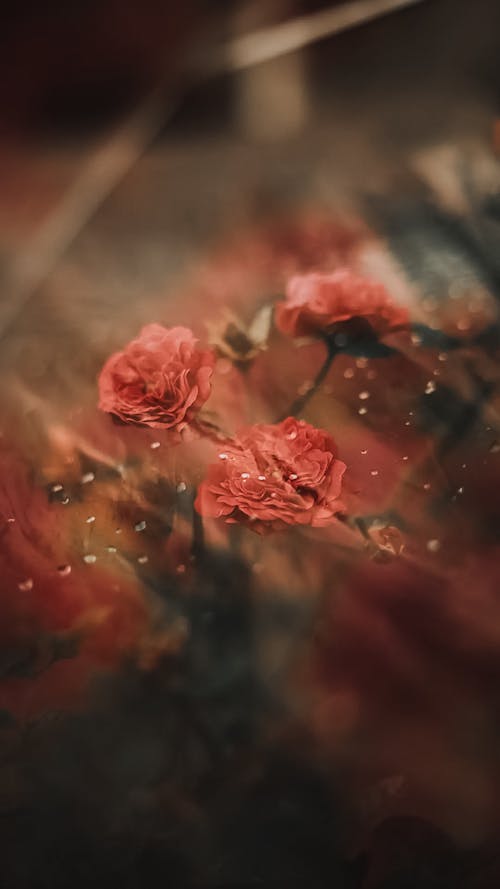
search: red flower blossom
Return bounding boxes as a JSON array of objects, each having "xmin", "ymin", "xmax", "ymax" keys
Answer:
[
  {"xmin": 98, "ymin": 324, "xmax": 214, "ymax": 430},
  {"xmin": 195, "ymin": 417, "xmax": 346, "ymax": 534},
  {"xmin": 275, "ymin": 269, "xmax": 409, "ymax": 338}
]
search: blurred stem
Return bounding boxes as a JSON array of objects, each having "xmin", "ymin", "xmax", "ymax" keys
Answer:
[
  {"xmin": 280, "ymin": 338, "xmax": 337, "ymax": 420},
  {"xmin": 191, "ymin": 497, "xmax": 205, "ymax": 561}
]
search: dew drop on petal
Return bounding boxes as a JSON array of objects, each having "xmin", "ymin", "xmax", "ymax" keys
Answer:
[
  {"xmin": 106, "ymin": 546, "xmax": 117, "ymax": 554},
  {"xmin": 258, "ymin": 475, "xmax": 266, "ymax": 481},
  {"xmin": 425, "ymin": 381, "xmax": 436, "ymax": 395},
  {"xmin": 81, "ymin": 472, "xmax": 95, "ymax": 485},
  {"xmin": 86, "ymin": 515, "xmax": 96, "ymax": 524},
  {"xmin": 286, "ymin": 430, "xmax": 298, "ymax": 440},
  {"xmin": 150, "ymin": 441, "xmax": 161, "ymax": 449},
  {"xmin": 427, "ymin": 539, "xmax": 441, "ymax": 552},
  {"xmin": 241, "ymin": 472, "xmax": 250, "ymax": 479},
  {"xmin": 176, "ymin": 482, "xmax": 187, "ymax": 493},
  {"xmin": 289, "ymin": 473, "xmax": 298, "ymax": 480},
  {"xmin": 137, "ymin": 555, "xmax": 148, "ymax": 564},
  {"xmin": 57, "ymin": 564, "xmax": 71, "ymax": 576},
  {"xmin": 18, "ymin": 578, "xmax": 33, "ymax": 591},
  {"xmin": 358, "ymin": 407, "xmax": 368, "ymax": 415},
  {"xmin": 218, "ymin": 453, "xmax": 228, "ymax": 460},
  {"xmin": 134, "ymin": 520, "xmax": 147, "ymax": 532},
  {"xmin": 358, "ymin": 391, "xmax": 370, "ymax": 400},
  {"xmin": 344, "ymin": 367, "xmax": 355, "ymax": 379},
  {"xmin": 83, "ymin": 554, "xmax": 97, "ymax": 564},
  {"xmin": 423, "ymin": 483, "xmax": 431, "ymax": 490},
  {"xmin": 51, "ymin": 483, "xmax": 63, "ymax": 493},
  {"xmin": 361, "ymin": 449, "xmax": 368, "ymax": 455},
  {"xmin": 370, "ymin": 470, "xmax": 379, "ymax": 477}
]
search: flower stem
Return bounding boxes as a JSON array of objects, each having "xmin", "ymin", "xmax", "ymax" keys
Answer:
[
  {"xmin": 191, "ymin": 499, "xmax": 205, "ymax": 561},
  {"xmin": 280, "ymin": 339, "xmax": 337, "ymax": 420}
]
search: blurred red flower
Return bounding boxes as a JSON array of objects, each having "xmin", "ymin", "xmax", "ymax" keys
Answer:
[
  {"xmin": 275, "ymin": 269, "xmax": 409, "ymax": 339},
  {"xmin": 98, "ymin": 324, "xmax": 214, "ymax": 431},
  {"xmin": 195, "ymin": 417, "xmax": 346, "ymax": 534}
]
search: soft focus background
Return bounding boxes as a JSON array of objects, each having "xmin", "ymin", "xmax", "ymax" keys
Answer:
[{"xmin": 3, "ymin": 1, "xmax": 500, "ymax": 887}]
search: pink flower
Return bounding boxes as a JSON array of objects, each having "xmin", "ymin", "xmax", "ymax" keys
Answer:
[
  {"xmin": 276, "ymin": 269, "xmax": 409, "ymax": 338},
  {"xmin": 196, "ymin": 417, "xmax": 346, "ymax": 534},
  {"xmin": 98, "ymin": 324, "xmax": 214, "ymax": 430}
]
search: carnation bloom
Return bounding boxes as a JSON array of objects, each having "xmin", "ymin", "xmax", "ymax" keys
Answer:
[
  {"xmin": 275, "ymin": 269, "xmax": 409, "ymax": 339},
  {"xmin": 98, "ymin": 324, "xmax": 214, "ymax": 430},
  {"xmin": 195, "ymin": 417, "xmax": 346, "ymax": 534}
]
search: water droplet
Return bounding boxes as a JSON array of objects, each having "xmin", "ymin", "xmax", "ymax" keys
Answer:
[
  {"xmin": 86, "ymin": 515, "xmax": 96, "ymax": 524},
  {"xmin": 106, "ymin": 546, "xmax": 117, "ymax": 554},
  {"xmin": 137, "ymin": 555, "xmax": 148, "ymax": 564},
  {"xmin": 57, "ymin": 564, "xmax": 71, "ymax": 576},
  {"xmin": 438, "ymin": 352, "xmax": 448, "ymax": 362},
  {"xmin": 18, "ymin": 578, "xmax": 33, "ymax": 591},
  {"xmin": 115, "ymin": 528, "xmax": 122, "ymax": 535},
  {"xmin": 83, "ymin": 554, "xmax": 97, "ymax": 564},
  {"xmin": 404, "ymin": 420, "xmax": 411, "ymax": 426},
  {"xmin": 370, "ymin": 470, "xmax": 379, "ymax": 476},
  {"xmin": 81, "ymin": 472, "xmax": 95, "ymax": 485},
  {"xmin": 297, "ymin": 380, "xmax": 313, "ymax": 396},
  {"xmin": 358, "ymin": 407, "xmax": 368, "ymax": 415},
  {"xmin": 425, "ymin": 381, "xmax": 436, "ymax": 395},
  {"xmin": 51, "ymin": 483, "xmax": 63, "ymax": 493},
  {"xmin": 289, "ymin": 473, "xmax": 298, "ymax": 480},
  {"xmin": 134, "ymin": 520, "xmax": 147, "ymax": 532},
  {"xmin": 402, "ymin": 455, "xmax": 409, "ymax": 461},
  {"xmin": 150, "ymin": 441, "xmax": 161, "ymax": 449},
  {"xmin": 358, "ymin": 391, "xmax": 370, "ymax": 400},
  {"xmin": 356, "ymin": 358, "xmax": 368, "ymax": 369},
  {"xmin": 433, "ymin": 369, "xmax": 440, "ymax": 376},
  {"xmin": 176, "ymin": 482, "xmax": 187, "ymax": 493},
  {"xmin": 427, "ymin": 539, "xmax": 441, "ymax": 553},
  {"xmin": 241, "ymin": 472, "xmax": 250, "ymax": 479},
  {"xmin": 411, "ymin": 333, "xmax": 422, "ymax": 346},
  {"xmin": 176, "ymin": 564, "xmax": 186, "ymax": 574},
  {"xmin": 344, "ymin": 368, "xmax": 355, "ymax": 379},
  {"xmin": 218, "ymin": 453, "xmax": 228, "ymax": 460},
  {"xmin": 423, "ymin": 483, "xmax": 431, "ymax": 490},
  {"xmin": 489, "ymin": 441, "xmax": 500, "ymax": 454},
  {"xmin": 286, "ymin": 430, "xmax": 298, "ymax": 440},
  {"xmin": 6, "ymin": 517, "xmax": 15, "ymax": 524},
  {"xmin": 258, "ymin": 475, "xmax": 266, "ymax": 481},
  {"xmin": 61, "ymin": 497, "xmax": 70, "ymax": 505},
  {"xmin": 457, "ymin": 486, "xmax": 464, "ymax": 494},
  {"xmin": 361, "ymin": 449, "xmax": 368, "ymax": 455}
]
